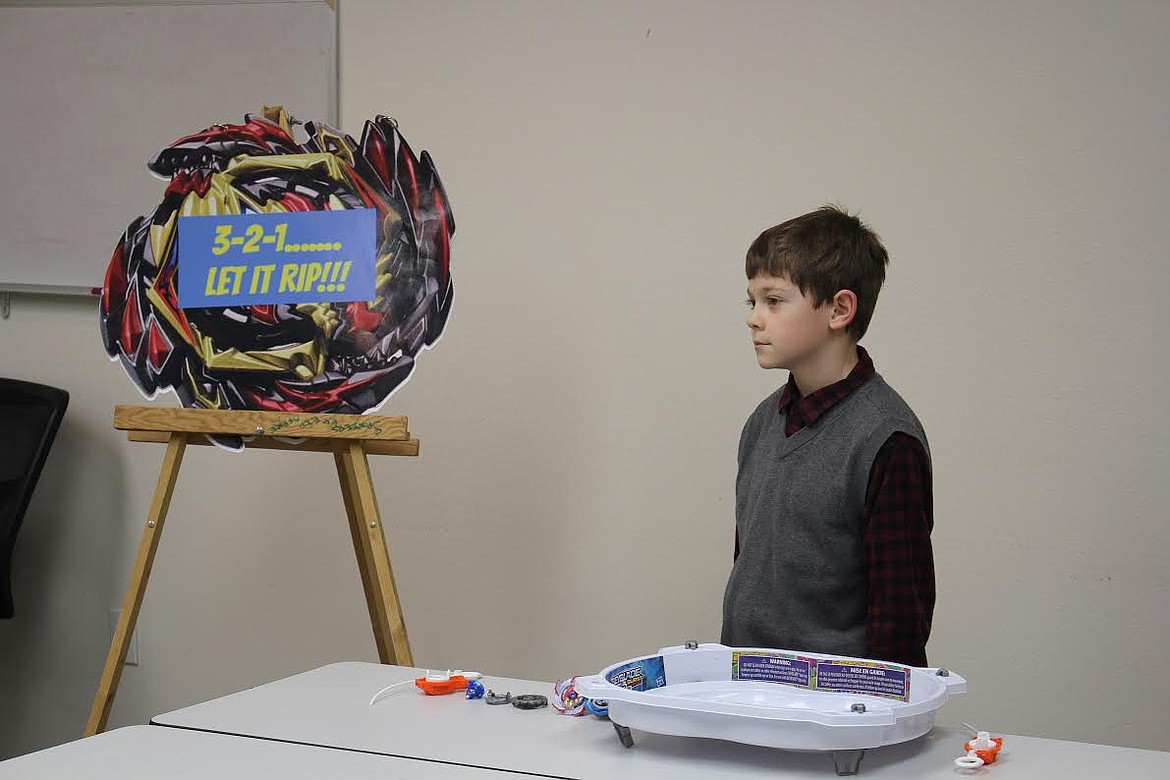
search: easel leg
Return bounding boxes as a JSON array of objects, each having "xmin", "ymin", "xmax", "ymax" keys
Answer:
[
  {"xmin": 339, "ymin": 441, "xmax": 413, "ymax": 666},
  {"xmin": 334, "ymin": 450, "xmax": 390, "ymax": 663},
  {"xmin": 85, "ymin": 433, "xmax": 187, "ymax": 735}
]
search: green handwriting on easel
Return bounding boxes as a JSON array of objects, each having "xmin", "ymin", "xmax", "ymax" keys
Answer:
[
  {"xmin": 329, "ymin": 419, "xmax": 383, "ymax": 434},
  {"xmin": 265, "ymin": 415, "xmax": 303, "ymax": 435},
  {"xmin": 265, "ymin": 414, "xmax": 385, "ymax": 437}
]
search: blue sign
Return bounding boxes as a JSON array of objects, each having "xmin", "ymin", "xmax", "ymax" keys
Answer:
[{"xmin": 176, "ymin": 209, "xmax": 377, "ymax": 308}]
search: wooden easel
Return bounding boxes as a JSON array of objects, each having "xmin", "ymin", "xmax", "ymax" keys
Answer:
[{"xmin": 85, "ymin": 404, "xmax": 417, "ymax": 735}]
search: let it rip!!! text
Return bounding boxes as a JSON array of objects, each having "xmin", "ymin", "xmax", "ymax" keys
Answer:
[{"xmin": 204, "ymin": 260, "xmax": 354, "ymax": 297}]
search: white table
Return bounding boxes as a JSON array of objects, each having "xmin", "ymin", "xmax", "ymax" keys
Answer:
[
  {"xmin": 0, "ymin": 724, "xmax": 525, "ymax": 779},
  {"xmin": 151, "ymin": 662, "xmax": 1170, "ymax": 778}
]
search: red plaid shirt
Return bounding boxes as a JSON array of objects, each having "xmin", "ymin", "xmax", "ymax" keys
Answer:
[{"xmin": 736, "ymin": 347, "xmax": 935, "ymax": 666}]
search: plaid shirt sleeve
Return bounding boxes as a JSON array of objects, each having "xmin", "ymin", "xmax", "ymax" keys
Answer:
[{"xmin": 863, "ymin": 432, "xmax": 935, "ymax": 667}]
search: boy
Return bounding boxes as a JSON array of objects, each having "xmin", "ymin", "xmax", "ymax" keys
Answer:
[{"xmin": 720, "ymin": 206, "xmax": 934, "ymax": 667}]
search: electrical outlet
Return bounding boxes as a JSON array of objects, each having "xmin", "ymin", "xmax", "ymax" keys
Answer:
[{"xmin": 107, "ymin": 609, "xmax": 140, "ymax": 666}]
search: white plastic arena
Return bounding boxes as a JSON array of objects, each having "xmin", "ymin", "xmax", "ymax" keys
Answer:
[{"xmin": 575, "ymin": 643, "xmax": 966, "ymax": 775}]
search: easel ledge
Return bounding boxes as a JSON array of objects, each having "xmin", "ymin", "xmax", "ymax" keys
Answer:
[
  {"xmin": 114, "ymin": 404, "xmax": 411, "ymax": 442},
  {"xmin": 125, "ymin": 429, "xmax": 419, "ymax": 455}
]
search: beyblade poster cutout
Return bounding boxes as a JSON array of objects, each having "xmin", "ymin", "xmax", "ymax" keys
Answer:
[{"xmin": 99, "ymin": 110, "xmax": 454, "ymax": 428}]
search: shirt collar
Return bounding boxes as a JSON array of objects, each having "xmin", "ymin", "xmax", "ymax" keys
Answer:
[{"xmin": 778, "ymin": 346, "xmax": 876, "ymax": 429}]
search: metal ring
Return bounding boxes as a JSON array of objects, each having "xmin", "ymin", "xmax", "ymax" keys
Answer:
[
  {"xmin": 484, "ymin": 690, "xmax": 512, "ymax": 705},
  {"xmin": 511, "ymin": 694, "xmax": 548, "ymax": 710}
]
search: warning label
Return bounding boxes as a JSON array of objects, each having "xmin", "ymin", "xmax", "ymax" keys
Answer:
[
  {"xmin": 733, "ymin": 652, "xmax": 815, "ymax": 688},
  {"xmin": 816, "ymin": 660, "xmax": 910, "ymax": 701},
  {"xmin": 730, "ymin": 652, "xmax": 910, "ymax": 701}
]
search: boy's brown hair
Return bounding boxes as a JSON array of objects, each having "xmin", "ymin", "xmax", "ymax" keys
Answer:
[{"xmin": 746, "ymin": 205, "xmax": 889, "ymax": 340}]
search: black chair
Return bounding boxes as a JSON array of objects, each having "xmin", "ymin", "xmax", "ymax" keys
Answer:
[{"xmin": 0, "ymin": 378, "xmax": 69, "ymax": 619}]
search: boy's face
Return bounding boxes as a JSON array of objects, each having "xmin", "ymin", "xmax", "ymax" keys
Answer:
[{"xmin": 745, "ymin": 273, "xmax": 834, "ymax": 371}]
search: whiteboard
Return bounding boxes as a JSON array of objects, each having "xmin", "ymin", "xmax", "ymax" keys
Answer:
[{"xmin": 0, "ymin": 0, "xmax": 336, "ymax": 288}]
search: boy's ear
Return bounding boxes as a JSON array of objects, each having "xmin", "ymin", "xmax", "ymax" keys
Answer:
[{"xmin": 828, "ymin": 290, "xmax": 857, "ymax": 332}]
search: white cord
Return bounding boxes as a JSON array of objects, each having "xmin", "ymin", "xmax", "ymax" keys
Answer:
[{"xmin": 368, "ymin": 679, "xmax": 415, "ymax": 707}]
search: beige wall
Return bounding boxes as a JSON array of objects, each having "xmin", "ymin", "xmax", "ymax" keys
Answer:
[{"xmin": 4, "ymin": 0, "xmax": 1170, "ymax": 759}]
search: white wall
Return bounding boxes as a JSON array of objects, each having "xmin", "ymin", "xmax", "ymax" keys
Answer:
[{"xmin": 3, "ymin": 0, "xmax": 1169, "ymax": 759}]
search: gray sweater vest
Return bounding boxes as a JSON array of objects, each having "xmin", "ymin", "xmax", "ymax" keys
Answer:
[{"xmin": 720, "ymin": 374, "xmax": 929, "ymax": 657}]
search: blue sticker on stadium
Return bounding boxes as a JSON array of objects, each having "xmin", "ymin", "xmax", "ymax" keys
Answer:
[{"xmin": 605, "ymin": 656, "xmax": 666, "ymax": 691}]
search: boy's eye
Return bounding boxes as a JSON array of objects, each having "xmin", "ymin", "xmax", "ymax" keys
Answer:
[{"xmin": 743, "ymin": 298, "xmax": 754, "ymax": 308}]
